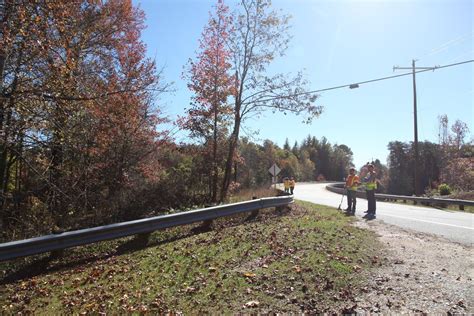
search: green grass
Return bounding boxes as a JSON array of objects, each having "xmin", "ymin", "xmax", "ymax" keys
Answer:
[{"xmin": 1, "ymin": 200, "xmax": 382, "ymax": 314}]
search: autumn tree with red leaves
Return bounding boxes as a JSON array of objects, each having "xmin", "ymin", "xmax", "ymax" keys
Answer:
[
  {"xmin": 0, "ymin": 0, "xmax": 169, "ymax": 237},
  {"xmin": 181, "ymin": 0, "xmax": 234, "ymax": 203}
]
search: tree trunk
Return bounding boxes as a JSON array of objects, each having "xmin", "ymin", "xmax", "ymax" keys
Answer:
[
  {"xmin": 221, "ymin": 69, "xmax": 243, "ymax": 202},
  {"xmin": 49, "ymin": 102, "xmax": 65, "ymax": 226},
  {"xmin": 211, "ymin": 105, "xmax": 218, "ymax": 203},
  {"xmin": 220, "ymin": 110, "xmax": 240, "ymax": 202}
]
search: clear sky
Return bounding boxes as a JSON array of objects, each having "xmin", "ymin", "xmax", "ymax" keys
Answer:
[{"xmin": 133, "ymin": 0, "xmax": 473, "ymax": 169}]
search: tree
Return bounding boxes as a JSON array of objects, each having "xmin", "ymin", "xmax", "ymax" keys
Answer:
[
  {"xmin": 220, "ymin": 0, "xmax": 322, "ymax": 201},
  {"xmin": 297, "ymin": 150, "xmax": 315, "ymax": 181},
  {"xmin": 291, "ymin": 141, "xmax": 299, "ymax": 157},
  {"xmin": 436, "ymin": 115, "xmax": 472, "ymax": 192},
  {"xmin": 451, "ymin": 119, "xmax": 469, "ymax": 153},
  {"xmin": 283, "ymin": 138, "xmax": 291, "ymax": 151},
  {"xmin": 330, "ymin": 144, "xmax": 353, "ymax": 181},
  {"xmin": 181, "ymin": 0, "xmax": 234, "ymax": 202},
  {"xmin": 441, "ymin": 157, "xmax": 474, "ymax": 192},
  {"xmin": 417, "ymin": 141, "xmax": 441, "ymax": 191},
  {"xmin": 387, "ymin": 141, "xmax": 413, "ymax": 195},
  {"xmin": 0, "ymin": 0, "xmax": 168, "ymax": 234},
  {"xmin": 438, "ymin": 114, "xmax": 449, "ymax": 145},
  {"xmin": 316, "ymin": 137, "xmax": 331, "ymax": 179}
]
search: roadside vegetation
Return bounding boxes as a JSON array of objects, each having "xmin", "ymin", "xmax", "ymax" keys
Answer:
[
  {"xmin": 2, "ymin": 0, "xmax": 471, "ymax": 245},
  {"xmin": 0, "ymin": 200, "xmax": 382, "ymax": 314}
]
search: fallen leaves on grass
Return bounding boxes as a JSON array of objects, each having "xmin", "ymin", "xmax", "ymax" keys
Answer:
[
  {"xmin": 242, "ymin": 272, "xmax": 256, "ymax": 278},
  {"xmin": 243, "ymin": 300, "xmax": 260, "ymax": 308}
]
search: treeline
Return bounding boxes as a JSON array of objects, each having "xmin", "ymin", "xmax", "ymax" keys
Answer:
[
  {"xmin": 385, "ymin": 116, "xmax": 472, "ymax": 196},
  {"xmin": 238, "ymin": 136, "xmax": 353, "ymax": 186}
]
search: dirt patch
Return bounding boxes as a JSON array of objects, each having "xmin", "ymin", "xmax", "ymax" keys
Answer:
[{"xmin": 352, "ymin": 219, "xmax": 473, "ymax": 314}]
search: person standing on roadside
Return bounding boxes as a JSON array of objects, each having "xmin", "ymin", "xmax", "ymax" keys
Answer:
[
  {"xmin": 362, "ymin": 164, "xmax": 377, "ymax": 219},
  {"xmin": 289, "ymin": 177, "xmax": 296, "ymax": 195},
  {"xmin": 283, "ymin": 177, "xmax": 290, "ymax": 193},
  {"xmin": 344, "ymin": 167, "xmax": 360, "ymax": 215}
]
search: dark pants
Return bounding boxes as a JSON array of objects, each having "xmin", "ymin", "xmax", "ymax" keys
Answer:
[
  {"xmin": 366, "ymin": 189, "xmax": 376, "ymax": 214},
  {"xmin": 290, "ymin": 186, "xmax": 294, "ymax": 194},
  {"xmin": 347, "ymin": 190, "xmax": 356, "ymax": 212}
]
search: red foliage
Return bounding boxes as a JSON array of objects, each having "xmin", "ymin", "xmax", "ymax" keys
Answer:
[
  {"xmin": 180, "ymin": 0, "xmax": 235, "ymax": 135},
  {"xmin": 1, "ymin": 0, "xmax": 169, "ymax": 233},
  {"xmin": 179, "ymin": 0, "xmax": 235, "ymax": 202}
]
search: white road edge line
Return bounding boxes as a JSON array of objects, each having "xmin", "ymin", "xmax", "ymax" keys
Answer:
[{"xmin": 379, "ymin": 213, "xmax": 474, "ymax": 230}]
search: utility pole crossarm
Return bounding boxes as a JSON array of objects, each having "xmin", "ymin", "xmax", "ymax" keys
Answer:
[{"xmin": 394, "ymin": 66, "xmax": 439, "ymax": 71}]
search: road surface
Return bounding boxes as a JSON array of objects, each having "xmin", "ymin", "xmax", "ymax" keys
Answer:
[{"xmin": 293, "ymin": 182, "xmax": 474, "ymax": 246}]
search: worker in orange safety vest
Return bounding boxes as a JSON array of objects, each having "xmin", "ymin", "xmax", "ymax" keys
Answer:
[
  {"xmin": 289, "ymin": 177, "xmax": 296, "ymax": 195},
  {"xmin": 283, "ymin": 177, "xmax": 290, "ymax": 194},
  {"xmin": 344, "ymin": 167, "xmax": 360, "ymax": 215}
]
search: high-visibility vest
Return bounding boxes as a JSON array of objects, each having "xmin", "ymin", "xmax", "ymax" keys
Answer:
[
  {"xmin": 289, "ymin": 180, "xmax": 295, "ymax": 187},
  {"xmin": 346, "ymin": 175, "xmax": 359, "ymax": 191},
  {"xmin": 364, "ymin": 172, "xmax": 377, "ymax": 190},
  {"xmin": 284, "ymin": 180, "xmax": 290, "ymax": 189},
  {"xmin": 366, "ymin": 182, "xmax": 377, "ymax": 190}
]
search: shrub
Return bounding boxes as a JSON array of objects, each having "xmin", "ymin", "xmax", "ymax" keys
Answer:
[{"xmin": 438, "ymin": 183, "xmax": 452, "ymax": 196}]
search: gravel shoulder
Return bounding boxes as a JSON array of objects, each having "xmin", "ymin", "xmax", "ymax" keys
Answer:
[{"xmin": 352, "ymin": 218, "xmax": 473, "ymax": 314}]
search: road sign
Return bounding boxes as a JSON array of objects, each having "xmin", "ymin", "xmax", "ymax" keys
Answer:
[{"xmin": 268, "ymin": 163, "xmax": 281, "ymax": 176}]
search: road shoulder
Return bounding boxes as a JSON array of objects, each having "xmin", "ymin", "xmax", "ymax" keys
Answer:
[{"xmin": 351, "ymin": 218, "xmax": 473, "ymax": 314}]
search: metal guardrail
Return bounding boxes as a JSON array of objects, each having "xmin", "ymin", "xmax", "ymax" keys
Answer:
[
  {"xmin": 0, "ymin": 195, "xmax": 293, "ymax": 262},
  {"xmin": 326, "ymin": 183, "xmax": 474, "ymax": 209}
]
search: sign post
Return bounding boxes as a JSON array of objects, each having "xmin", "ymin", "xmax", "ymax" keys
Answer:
[{"xmin": 268, "ymin": 163, "xmax": 281, "ymax": 189}]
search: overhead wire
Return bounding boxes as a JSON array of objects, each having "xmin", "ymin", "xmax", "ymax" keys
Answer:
[
  {"xmin": 165, "ymin": 59, "xmax": 474, "ymax": 137},
  {"xmin": 253, "ymin": 59, "xmax": 474, "ymax": 103}
]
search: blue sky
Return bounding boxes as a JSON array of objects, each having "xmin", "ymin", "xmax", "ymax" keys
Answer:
[{"xmin": 134, "ymin": 0, "xmax": 473, "ymax": 169}]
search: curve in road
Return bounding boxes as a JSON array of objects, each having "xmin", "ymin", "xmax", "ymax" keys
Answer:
[{"xmin": 293, "ymin": 182, "xmax": 474, "ymax": 246}]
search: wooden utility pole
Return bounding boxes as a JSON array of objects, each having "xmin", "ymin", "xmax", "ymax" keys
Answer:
[{"xmin": 393, "ymin": 60, "xmax": 438, "ymax": 196}]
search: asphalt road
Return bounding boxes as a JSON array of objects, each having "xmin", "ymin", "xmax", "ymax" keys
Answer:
[{"xmin": 293, "ymin": 182, "xmax": 474, "ymax": 246}]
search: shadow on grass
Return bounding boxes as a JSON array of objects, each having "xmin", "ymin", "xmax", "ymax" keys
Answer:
[{"xmin": 0, "ymin": 205, "xmax": 292, "ymax": 285}]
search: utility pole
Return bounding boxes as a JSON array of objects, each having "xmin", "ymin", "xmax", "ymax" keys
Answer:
[{"xmin": 393, "ymin": 60, "xmax": 438, "ymax": 196}]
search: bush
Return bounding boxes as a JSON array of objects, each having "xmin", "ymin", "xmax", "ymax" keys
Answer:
[{"xmin": 438, "ymin": 183, "xmax": 452, "ymax": 196}]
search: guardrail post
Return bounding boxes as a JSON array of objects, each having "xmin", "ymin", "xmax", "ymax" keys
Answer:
[
  {"xmin": 50, "ymin": 249, "xmax": 64, "ymax": 260},
  {"xmin": 200, "ymin": 204, "xmax": 215, "ymax": 230},
  {"xmin": 276, "ymin": 191, "xmax": 289, "ymax": 214},
  {"xmin": 137, "ymin": 232, "xmax": 151, "ymax": 245},
  {"xmin": 246, "ymin": 196, "xmax": 260, "ymax": 221},
  {"xmin": 201, "ymin": 219, "xmax": 213, "ymax": 230},
  {"xmin": 459, "ymin": 205, "xmax": 464, "ymax": 211}
]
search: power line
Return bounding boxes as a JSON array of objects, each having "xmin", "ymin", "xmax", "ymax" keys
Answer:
[
  {"xmin": 309, "ymin": 59, "xmax": 473, "ymax": 94},
  {"xmin": 254, "ymin": 59, "xmax": 474, "ymax": 103}
]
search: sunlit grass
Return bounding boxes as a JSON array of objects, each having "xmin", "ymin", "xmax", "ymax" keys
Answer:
[{"xmin": 1, "ymin": 199, "xmax": 382, "ymax": 314}]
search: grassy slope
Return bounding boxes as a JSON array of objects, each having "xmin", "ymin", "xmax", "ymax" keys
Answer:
[{"xmin": 1, "ymin": 200, "xmax": 382, "ymax": 314}]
